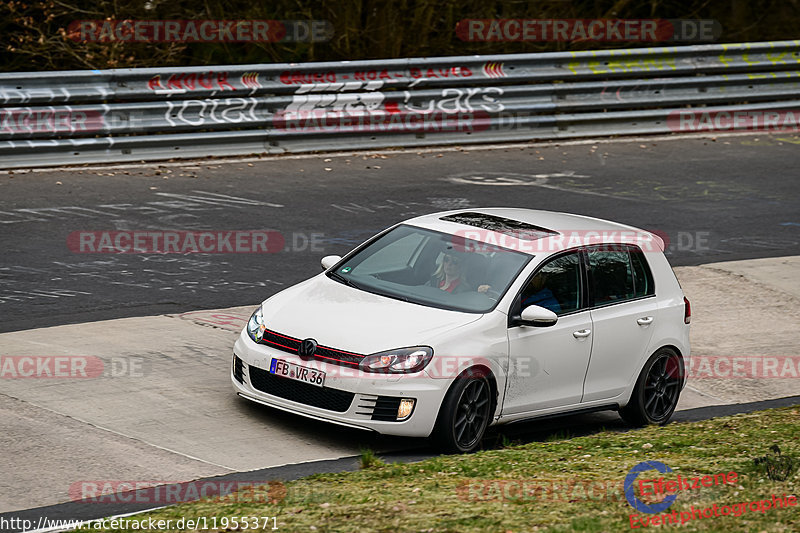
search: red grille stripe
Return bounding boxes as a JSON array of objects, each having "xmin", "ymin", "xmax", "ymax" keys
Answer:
[{"xmin": 262, "ymin": 328, "xmax": 365, "ymax": 365}]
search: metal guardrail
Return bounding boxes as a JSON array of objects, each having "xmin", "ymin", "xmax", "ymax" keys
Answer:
[{"xmin": 1, "ymin": 40, "xmax": 799, "ymax": 168}]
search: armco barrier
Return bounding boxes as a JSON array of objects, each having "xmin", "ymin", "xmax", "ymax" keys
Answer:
[{"xmin": 1, "ymin": 40, "xmax": 799, "ymax": 168}]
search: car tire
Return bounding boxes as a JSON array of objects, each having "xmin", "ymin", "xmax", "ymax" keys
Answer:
[
  {"xmin": 432, "ymin": 369, "xmax": 492, "ymax": 454},
  {"xmin": 620, "ymin": 347, "xmax": 684, "ymax": 427}
]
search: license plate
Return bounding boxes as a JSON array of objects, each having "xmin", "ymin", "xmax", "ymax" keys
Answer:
[{"xmin": 269, "ymin": 358, "xmax": 325, "ymax": 387}]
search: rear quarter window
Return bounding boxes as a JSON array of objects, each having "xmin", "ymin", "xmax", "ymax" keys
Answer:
[{"xmin": 630, "ymin": 248, "xmax": 656, "ymax": 297}]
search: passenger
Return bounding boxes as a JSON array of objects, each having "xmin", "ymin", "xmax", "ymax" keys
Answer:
[{"xmin": 522, "ymin": 273, "xmax": 561, "ymax": 313}]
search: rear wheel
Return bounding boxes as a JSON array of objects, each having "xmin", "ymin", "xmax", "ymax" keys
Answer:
[
  {"xmin": 620, "ymin": 348, "xmax": 683, "ymax": 426},
  {"xmin": 432, "ymin": 371, "xmax": 492, "ymax": 453}
]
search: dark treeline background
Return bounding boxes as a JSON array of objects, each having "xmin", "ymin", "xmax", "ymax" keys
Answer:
[{"xmin": 2, "ymin": 0, "xmax": 799, "ymax": 71}]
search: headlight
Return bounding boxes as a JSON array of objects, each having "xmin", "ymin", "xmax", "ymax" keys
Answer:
[
  {"xmin": 359, "ymin": 346, "xmax": 433, "ymax": 374},
  {"xmin": 247, "ymin": 306, "xmax": 266, "ymax": 343}
]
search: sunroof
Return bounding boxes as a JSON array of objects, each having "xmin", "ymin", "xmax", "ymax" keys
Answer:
[{"xmin": 440, "ymin": 212, "xmax": 558, "ymax": 241}]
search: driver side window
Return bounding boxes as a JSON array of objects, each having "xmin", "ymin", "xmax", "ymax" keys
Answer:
[{"xmin": 520, "ymin": 252, "xmax": 583, "ymax": 315}]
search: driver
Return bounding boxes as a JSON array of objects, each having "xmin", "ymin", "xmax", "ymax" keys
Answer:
[{"xmin": 427, "ymin": 251, "xmax": 474, "ymax": 294}]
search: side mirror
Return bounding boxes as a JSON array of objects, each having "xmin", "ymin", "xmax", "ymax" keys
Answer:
[
  {"xmin": 320, "ymin": 255, "xmax": 342, "ymax": 270},
  {"xmin": 518, "ymin": 305, "xmax": 558, "ymax": 327}
]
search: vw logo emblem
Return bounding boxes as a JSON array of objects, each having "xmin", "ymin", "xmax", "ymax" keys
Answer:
[{"xmin": 298, "ymin": 338, "xmax": 318, "ymax": 357}]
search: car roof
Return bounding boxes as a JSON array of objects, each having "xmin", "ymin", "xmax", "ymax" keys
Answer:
[{"xmin": 404, "ymin": 208, "xmax": 662, "ymax": 256}]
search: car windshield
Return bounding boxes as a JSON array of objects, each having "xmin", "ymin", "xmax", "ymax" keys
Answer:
[{"xmin": 326, "ymin": 224, "xmax": 532, "ymax": 313}]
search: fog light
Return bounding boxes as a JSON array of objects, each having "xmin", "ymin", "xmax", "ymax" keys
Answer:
[{"xmin": 397, "ymin": 398, "xmax": 415, "ymax": 420}]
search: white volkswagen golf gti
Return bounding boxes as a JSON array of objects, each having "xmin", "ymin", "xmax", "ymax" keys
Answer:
[{"xmin": 232, "ymin": 209, "xmax": 690, "ymax": 453}]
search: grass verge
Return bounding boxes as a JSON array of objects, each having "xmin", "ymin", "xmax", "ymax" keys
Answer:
[{"xmin": 76, "ymin": 406, "xmax": 799, "ymax": 532}]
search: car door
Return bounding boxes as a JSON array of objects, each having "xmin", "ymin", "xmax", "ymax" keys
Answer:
[
  {"xmin": 503, "ymin": 250, "xmax": 593, "ymax": 414},
  {"xmin": 582, "ymin": 245, "xmax": 659, "ymax": 402}
]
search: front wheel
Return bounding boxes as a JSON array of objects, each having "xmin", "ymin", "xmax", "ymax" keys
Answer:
[
  {"xmin": 432, "ymin": 372, "xmax": 492, "ymax": 453},
  {"xmin": 620, "ymin": 348, "xmax": 683, "ymax": 426}
]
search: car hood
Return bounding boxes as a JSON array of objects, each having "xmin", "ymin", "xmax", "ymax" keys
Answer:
[{"xmin": 259, "ymin": 274, "xmax": 483, "ymax": 354}]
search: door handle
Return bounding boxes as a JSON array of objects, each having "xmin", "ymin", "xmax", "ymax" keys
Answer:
[
  {"xmin": 573, "ymin": 329, "xmax": 592, "ymax": 338},
  {"xmin": 637, "ymin": 316, "xmax": 654, "ymax": 326}
]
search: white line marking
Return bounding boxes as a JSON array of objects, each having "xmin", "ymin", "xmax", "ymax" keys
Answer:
[{"xmin": 684, "ymin": 385, "xmax": 725, "ymax": 403}]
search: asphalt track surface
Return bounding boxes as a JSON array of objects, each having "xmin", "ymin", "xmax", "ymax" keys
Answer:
[
  {"xmin": 1, "ymin": 134, "xmax": 799, "ymax": 333},
  {"xmin": 2, "ymin": 395, "xmax": 799, "ymax": 532},
  {"xmin": 1, "ymin": 134, "xmax": 800, "ymax": 530}
]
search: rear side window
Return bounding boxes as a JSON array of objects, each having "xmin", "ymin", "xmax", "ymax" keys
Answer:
[
  {"xmin": 588, "ymin": 246, "xmax": 654, "ymax": 305},
  {"xmin": 588, "ymin": 249, "xmax": 634, "ymax": 304},
  {"xmin": 630, "ymin": 249, "xmax": 655, "ymax": 297}
]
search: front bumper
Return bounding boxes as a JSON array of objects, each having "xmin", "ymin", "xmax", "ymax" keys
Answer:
[{"xmin": 231, "ymin": 331, "xmax": 446, "ymax": 437}]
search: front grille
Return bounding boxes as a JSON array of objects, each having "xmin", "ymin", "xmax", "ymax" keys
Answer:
[
  {"xmin": 248, "ymin": 365, "xmax": 354, "ymax": 412},
  {"xmin": 356, "ymin": 396, "xmax": 407, "ymax": 421},
  {"xmin": 232, "ymin": 354, "xmax": 244, "ymax": 384},
  {"xmin": 259, "ymin": 329, "xmax": 364, "ymax": 367},
  {"xmin": 261, "ymin": 329, "xmax": 301, "ymax": 353}
]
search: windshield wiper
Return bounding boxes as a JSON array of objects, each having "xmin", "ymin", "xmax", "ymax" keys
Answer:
[{"xmin": 328, "ymin": 271, "xmax": 365, "ymax": 291}]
